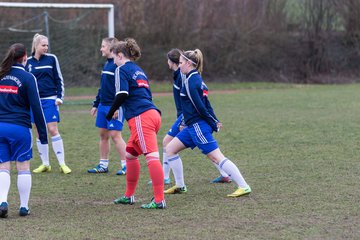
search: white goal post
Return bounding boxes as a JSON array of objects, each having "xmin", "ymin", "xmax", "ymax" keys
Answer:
[{"xmin": 0, "ymin": 2, "xmax": 115, "ymax": 37}]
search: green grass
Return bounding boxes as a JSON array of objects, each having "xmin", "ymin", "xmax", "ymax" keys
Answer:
[
  {"xmin": 65, "ymin": 81, "xmax": 298, "ymax": 96},
  {"xmin": 2, "ymin": 84, "xmax": 360, "ymax": 239}
]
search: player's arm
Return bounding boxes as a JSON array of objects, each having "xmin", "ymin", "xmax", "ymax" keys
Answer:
[
  {"xmin": 93, "ymin": 88, "xmax": 101, "ymax": 108},
  {"xmin": 90, "ymin": 88, "xmax": 101, "ymax": 117},
  {"xmin": 28, "ymin": 75, "xmax": 48, "ymax": 144},
  {"xmin": 106, "ymin": 92, "xmax": 127, "ymax": 121},
  {"xmin": 188, "ymin": 80, "xmax": 219, "ymax": 131},
  {"xmin": 52, "ymin": 55, "xmax": 65, "ymax": 104},
  {"xmin": 106, "ymin": 67, "xmax": 128, "ymax": 121}
]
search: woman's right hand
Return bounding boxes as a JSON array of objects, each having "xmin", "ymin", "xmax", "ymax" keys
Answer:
[{"xmin": 90, "ymin": 107, "xmax": 97, "ymax": 117}]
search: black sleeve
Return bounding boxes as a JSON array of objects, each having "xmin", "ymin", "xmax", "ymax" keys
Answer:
[{"xmin": 106, "ymin": 92, "xmax": 128, "ymax": 121}]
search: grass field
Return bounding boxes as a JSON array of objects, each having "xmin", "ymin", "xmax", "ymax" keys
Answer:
[{"xmin": 2, "ymin": 83, "xmax": 359, "ymax": 239}]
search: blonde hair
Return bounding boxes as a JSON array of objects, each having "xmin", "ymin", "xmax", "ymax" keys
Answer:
[
  {"xmin": 110, "ymin": 38, "xmax": 141, "ymax": 61},
  {"xmin": 31, "ymin": 33, "xmax": 48, "ymax": 55},
  {"xmin": 102, "ymin": 37, "xmax": 118, "ymax": 45},
  {"xmin": 182, "ymin": 49, "xmax": 204, "ymax": 74}
]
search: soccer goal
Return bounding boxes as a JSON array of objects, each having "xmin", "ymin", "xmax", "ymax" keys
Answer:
[{"xmin": 0, "ymin": 2, "xmax": 115, "ymax": 87}]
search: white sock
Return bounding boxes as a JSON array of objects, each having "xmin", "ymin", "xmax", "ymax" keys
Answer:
[
  {"xmin": 52, "ymin": 134, "xmax": 65, "ymax": 165},
  {"xmin": 219, "ymin": 158, "xmax": 249, "ymax": 188},
  {"xmin": 100, "ymin": 159, "xmax": 109, "ymax": 168},
  {"xmin": 17, "ymin": 171, "xmax": 31, "ymax": 209},
  {"xmin": 0, "ymin": 170, "xmax": 10, "ymax": 203},
  {"xmin": 120, "ymin": 160, "xmax": 126, "ymax": 168},
  {"xmin": 167, "ymin": 154, "xmax": 185, "ymax": 187},
  {"xmin": 36, "ymin": 139, "xmax": 50, "ymax": 166},
  {"xmin": 163, "ymin": 148, "xmax": 171, "ymax": 179},
  {"xmin": 212, "ymin": 161, "xmax": 229, "ymax": 177}
]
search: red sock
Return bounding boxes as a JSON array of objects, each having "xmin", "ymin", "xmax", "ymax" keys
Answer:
[
  {"xmin": 124, "ymin": 157, "xmax": 140, "ymax": 197},
  {"xmin": 146, "ymin": 156, "xmax": 164, "ymax": 203}
]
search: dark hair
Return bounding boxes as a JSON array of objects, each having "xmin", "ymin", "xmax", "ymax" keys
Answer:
[
  {"xmin": 110, "ymin": 38, "xmax": 141, "ymax": 61},
  {"xmin": 167, "ymin": 48, "xmax": 182, "ymax": 65},
  {"xmin": 0, "ymin": 43, "xmax": 27, "ymax": 79},
  {"xmin": 181, "ymin": 49, "xmax": 204, "ymax": 74}
]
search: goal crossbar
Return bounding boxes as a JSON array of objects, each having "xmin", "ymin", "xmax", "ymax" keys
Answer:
[{"xmin": 0, "ymin": 2, "xmax": 115, "ymax": 37}]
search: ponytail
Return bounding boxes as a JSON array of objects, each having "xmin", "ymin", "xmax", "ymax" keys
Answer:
[
  {"xmin": 0, "ymin": 43, "xmax": 26, "ymax": 79},
  {"xmin": 182, "ymin": 48, "xmax": 204, "ymax": 74}
]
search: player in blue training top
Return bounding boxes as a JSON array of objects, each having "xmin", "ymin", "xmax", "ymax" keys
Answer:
[
  {"xmin": 26, "ymin": 33, "xmax": 71, "ymax": 174},
  {"xmin": 164, "ymin": 49, "xmax": 252, "ymax": 197},
  {"xmin": 0, "ymin": 43, "xmax": 48, "ymax": 218},
  {"xmin": 106, "ymin": 38, "xmax": 165, "ymax": 209},
  {"xmin": 148, "ymin": 48, "xmax": 231, "ymax": 187},
  {"xmin": 88, "ymin": 37, "xmax": 127, "ymax": 175}
]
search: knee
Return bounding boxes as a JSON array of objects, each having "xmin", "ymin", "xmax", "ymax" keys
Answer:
[
  {"xmin": 110, "ymin": 134, "xmax": 123, "ymax": 144},
  {"xmin": 165, "ymin": 145, "xmax": 176, "ymax": 156},
  {"xmin": 16, "ymin": 161, "xmax": 30, "ymax": 172},
  {"xmin": 48, "ymin": 126, "xmax": 59, "ymax": 136},
  {"xmin": 99, "ymin": 133, "xmax": 110, "ymax": 141},
  {"xmin": 0, "ymin": 162, "xmax": 11, "ymax": 171},
  {"xmin": 162, "ymin": 135, "xmax": 172, "ymax": 147}
]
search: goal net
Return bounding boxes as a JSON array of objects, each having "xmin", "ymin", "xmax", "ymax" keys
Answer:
[{"xmin": 0, "ymin": 3, "xmax": 114, "ymax": 87}]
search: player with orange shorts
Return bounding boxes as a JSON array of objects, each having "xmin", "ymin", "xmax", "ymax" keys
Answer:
[{"xmin": 106, "ymin": 38, "xmax": 165, "ymax": 209}]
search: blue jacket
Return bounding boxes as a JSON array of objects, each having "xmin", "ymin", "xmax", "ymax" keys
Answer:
[
  {"xmin": 0, "ymin": 64, "xmax": 48, "ymax": 144},
  {"xmin": 93, "ymin": 58, "xmax": 117, "ymax": 107},
  {"xmin": 180, "ymin": 70, "xmax": 219, "ymax": 132},
  {"xmin": 26, "ymin": 53, "xmax": 64, "ymax": 100},
  {"xmin": 173, "ymin": 68, "xmax": 185, "ymax": 118}
]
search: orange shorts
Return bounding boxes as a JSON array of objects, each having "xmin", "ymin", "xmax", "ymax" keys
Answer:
[{"xmin": 126, "ymin": 109, "xmax": 161, "ymax": 156}]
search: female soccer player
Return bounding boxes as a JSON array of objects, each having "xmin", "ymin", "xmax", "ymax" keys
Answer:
[
  {"xmin": 26, "ymin": 33, "xmax": 71, "ymax": 174},
  {"xmin": 0, "ymin": 43, "xmax": 48, "ymax": 218},
  {"xmin": 164, "ymin": 49, "xmax": 251, "ymax": 197},
  {"xmin": 149, "ymin": 48, "xmax": 231, "ymax": 187},
  {"xmin": 88, "ymin": 37, "xmax": 127, "ymax": 175},
  {"xmin": 106, "ymin": 38, "xmax": 165, "ymax": 209},
  {"xmin": 148, "ymin": 48, "xmax": 184, "ymax": 186}
]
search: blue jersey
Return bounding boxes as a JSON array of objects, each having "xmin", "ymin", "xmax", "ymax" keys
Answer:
[
  {"xmin": 115, "ymin": 61, "xmax": 160, "ymax": 120},
  {"xmin": 173, "ymin": 68, "xmax": 185, "ymax": 118},
  {"xmin": 0, "ymin": 64, "xmax": 48, "ymax": 144},
  {"xmin": 26, "ymin": 53, "xmax": 64, "ymax": 100},
  {"xmin": 180, "ymin": 70, "xmax": 219, "ymax": 132},
  {"xmin": 93, "ymin": 58, "xmax": 117, "ymax": 107}
]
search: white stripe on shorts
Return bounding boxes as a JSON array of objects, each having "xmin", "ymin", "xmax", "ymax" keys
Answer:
[
  {"xmin": 194, "ymin": 123, "xmax": 208, "ymax": 144},
  {"xmin": 135, "ymin": 115, "xmax": 147, "ymax": 153}
]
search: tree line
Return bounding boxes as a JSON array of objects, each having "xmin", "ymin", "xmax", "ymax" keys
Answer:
[{"xmin": 0, "ymin": 0, "xmax": 359, "ymax": 85}]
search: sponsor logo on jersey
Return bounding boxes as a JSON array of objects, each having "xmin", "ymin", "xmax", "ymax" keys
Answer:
[
  {"xmin": 0, "ymin": 85, "xmax": 18, "ymax": 94},
  {"xmin": 203, "ymin": 90, "xmax": 208, "ymax": 96},
  {"xmin": 136, "ymin": 79, "xmax": 149, "ymax": 88}
]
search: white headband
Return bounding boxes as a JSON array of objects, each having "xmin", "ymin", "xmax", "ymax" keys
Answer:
[{"xmin": 181, "ymin": 53, "xmax": 197, "ymax": 66}]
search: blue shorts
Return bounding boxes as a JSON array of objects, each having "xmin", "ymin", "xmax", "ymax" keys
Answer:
[
  {"xmin": 96, "ymin": 104, "xmax": 124, "ymax": 131},
  {"xmin": 176, "ymin": 120, "xmax": 218, "ymax": 155},
  {"xmin": 31, "ymin": 99, "xmax": 60, "ymax": 123},
  {"xmin": 167, "ymin": 115, "xmax": 183, "ymax": 137},
  {"xmin": 0, "ymin": 123, "xmax": 33, "ymax": 163}
]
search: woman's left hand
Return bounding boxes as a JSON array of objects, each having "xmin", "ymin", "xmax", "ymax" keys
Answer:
[
  {"xmin": 55, "ymin": 98, "xmax": 63, "ymax": 106},
  {"xmin": 112, "ymin": 110, "xmax": 119, "ymax": 119},
  {"xmin": 217, "ymin": 122, "xmax": 223, "ymax": 132}
]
